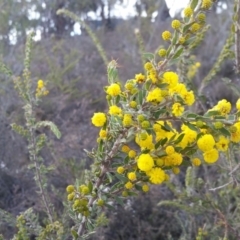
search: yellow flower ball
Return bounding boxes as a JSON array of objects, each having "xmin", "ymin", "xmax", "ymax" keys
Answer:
[
  {"xmin": 128, "ymin": 150, "xmax": 137, "ymax": 159},
  {"xmin": 125, "ymin": 181, "xmax": 133, "ymax": 189},
  {"xmin": 91, "ymin": 112, "xmax": 107, "ymax": 127},
  {"xmin": 67, "ymin": 193, "xmax": 75, "ymax": 201},
  {"xmin": 106, "ymin": 83, "xmax": 121, "ymax": 96},
  {"xmin": 130, "ymin": 101, "xmax": 137, "ymax": 108},
  {"xmin": 162, "ymin": 31, "xmax": 172, "ymax": 41},
  {"xmin": 135, "ymin": 73, "xmax": 145, "ymax": 83},
  {"xmin": 146, "ymin": 88, "xmax": 163, "ymax": 103},
  {"xmin": 156, "ymin": 158, "xmax": 164, "ymax": 167},
  {"xmin": 99, "ymin": 129, "xmax": 107, "ymax": 138},
  {"xmin": 171, "ymin": 19, "xmax": 181, "ymax": 30},
  {"xmin": 137, "ymin": 153, "xmax": 154, "ymax": 172},
  {"xmin": 128, "ymin": 172, "xmax": 137, "ymax": 181},
  {"xmin": 203, "ymin": 148, "xmax": 219, "ymax": 163},
  {"xmin": 198, "ymin": 13, "xmax": 206, "ymax": 22},
  {"xmin": 37, "ymin": 79, "xmax": 44, "ymax": 88},
  {"xmin": 117, "ymin": 166, "xmax": 125, "ymax": 174},
  {"xmin": 216, "ymin": 136, "xmax": 229, "ymax": 152},
  {"xmin": 202, "ymin": 0, "xmax": 213, "ymax": 9},
  {"xmin": 125, "ymin": 82, "xmax": 134, "ymax": 90},
  {"xmin": 97, "ymin": 199, "xmax": 104, "ymax": 207},
  {"xmin": 215, "ymin": 99, "xmax": 231, "ymax": 116},
  {"xmin": 168, "ymin": 152, "xmax": 183, "ymax": 166},
  {"xmin": 197, "ymin": 134, "xmax": 215, "ymax": 152},
  {"xmin": 163, "ymin": 71, "xmax": 179, "ymax": 88},
  {"xmin": 166, "ymin": 146, "xmax": 175, "ymax": 155},
  {"xmin": 148, "ymin": 167, "xmax": 165, "ymax": 184},
  {"xmin": 178, "ymin": 36, "xmax": 186, "ymax": 45},
  {"xmin": 172, "ymin": 103, "xmax": 184, "ymax": 117},
  {"xmin": 142, "ymin": 184, "xmax": 149, "ymax": 192},
  {"xmin": 66, "ymin": 185, "xmax": 75, "ymax": 193},
  {"xmin": 236, "ymin": 98, "xmax": 240, "ymax": 111},
  {"xmin": 165, "ymin": 174, "xmax": 170, "ymax": 181},
  {"xmin": 144, "ymin": 62, "xmax": 153, "ymax": 71},
  {"xmin": 158, "ymin": 48, "xmax": 167, "ymax": 57},
  {"xmin": 183, "ymin": 91, "xmax": 195, "ymax": 106},
  {"xmin": 123, "ymin": 114, "xmax": 133, "ymax": 127},
  {"xmin": 172, "ymin": 167, "xmax": 180, "ymax": 174},
  {"xmin": 184, "ymin": 7, "xmax": 193, "ymax": 18},
  {"xmin": 121, "ymin": 145, "xmax": 130, "ymax": 153},
  {"xmin": 192, "ymin": 158, "xmax": 201, "ymax": 166},
  {"xmin": 109, "ymin": 105, "xmax": 122, "ymax": 115},
  {"xmin": 191, "ymin": 23, "xmax": 201, "ymax": 33}
]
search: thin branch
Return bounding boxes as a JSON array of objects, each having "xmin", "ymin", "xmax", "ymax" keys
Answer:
[
  {"xmin": 235, "ymin": 0, "xmax": 240, "ymax": 73},
  {"xmin": 209, "ymin": 179, "xmax": 233, "ymax": 191},
  {"xmin": 77, "ymin": 133, "xmax": 124, "ymax": 237}
]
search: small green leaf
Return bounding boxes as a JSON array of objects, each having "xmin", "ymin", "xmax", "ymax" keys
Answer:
[
  {"xmin": 204, "ymin": 110, "xmax": 220, "ymax": 117},
  {"xmin": 142, "ymin": 52, "xmax": 155, "ymax": 61},
  {"xmin": 166, "ymin": 46, "xmax": 172, "ymax": 58},
  {"xmin": 106, "ymin": 172, "xmax": 113, "ymax": 183},
  {"xmin": 153, "ymin": 108, "xmax": 167, "ymax": 119},
  {"xmin": 172, "ymin": 47, "xmax": 183, "ymax": 60},
  {"xmin": 35, "ymin": 121, "xmax": 61, "ymax": 139},
  {"xmin": 187, "ymin": 113, "xmax": 198, "ymax": 119},
  {"xmin": 71, "ymin": 229, "xmax": 78, "ymax": 239},
  {"xmin": 174, "ymin": 133, "xmax": 185, "ymax": 145},
  {"xmin": 88, "ymin": 181, "xmax": 93, "ymax": 193},
  {"xmin": 171, "ymin": 31, "xmax": 179, "ymax": 45},
  {"xmin": 190, "ymin": 0, "xmax": 199, "ymax": 10},
  {"xmin": 138, "ymin": 90, "xmax": 143, "ymax": 105},
  {"xmin": 162, "ymin": 122, "xmax": 172, "ymax": 132},
  {"xmin": 184, "ymin": 122, "xmax": 198, "ymax": 132},
  {"xmin": 155, "ymin": 137, "xmax": 168, "ymax": 149},
  {"xmin": 134, "ymin": 184, "xmax": 142, "ymax": 191},
  {"xmin": 219, "ymin": 128, "xmax": 231, "ymax": 137},
  {"xmin": 124, "ymin": 156, "xmax": 130, "ymax": 164},
  {"xmin": 115, "ymin": 173, "xmax": 127, "ymax": 182}
]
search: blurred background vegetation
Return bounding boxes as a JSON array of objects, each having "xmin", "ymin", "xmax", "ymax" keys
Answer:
[{"xmin": 0, "ymin": 0, "xmax": 239, "ymax": 239}]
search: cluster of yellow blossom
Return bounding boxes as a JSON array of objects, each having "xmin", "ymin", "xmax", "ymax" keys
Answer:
[
  {"xmin": 67, "ymin": 0, "xmax": 240, "ymax": 219},
  {"xmin": 35, "ymin": 79, "xmax": 49, "ymax": 97},
  {"xmin": 90, "ymin": 57, "xmax": 240, "ymax": 197}
]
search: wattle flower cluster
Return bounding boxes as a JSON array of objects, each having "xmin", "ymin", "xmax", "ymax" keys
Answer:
[
  {"xmin": 66, "ymin": 0, "xmax": 240, "ymax": 220},
  {"xmin": 88, "ymin": 54, "xmax": 240, "ymax": 199}
]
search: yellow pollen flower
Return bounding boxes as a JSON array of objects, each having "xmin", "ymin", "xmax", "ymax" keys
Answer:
[
  {"xmin": 162, "ymin": 31, "xmax": 172, "ymax": 41},
  {"xmin": 163, "ymin": 71, "xmax": 179, "ymax": 88},
  {"xmin": 192, "ymin": 158, "xmax": 201, "ymax": 166},
  {"xmin": 109, "ymin": 105, "xmax": 122, "ymax": 115},
  {"xmin": 171, "ymin": 19, "xmax": 181, "ymax": 30},
  {"xmin": 117, "ymin": 166, "xmax": 125, "ymax": 174},
  {"xmin": 125, "ymin": 181, "xmax": 133, "ymax": 189},
  {"xmin": 147, "ymin": 167, "xmax": 165, "ymax": 184},
  {"xmin": 128, "ymin": 172, "xmax": 137, "ymax": 181},
  {"xmin": 135, "ymin": 73, "xmax": 145, "ymax": 83},
  {"xmin": 172, "ymin": 103, "xmax": 184, "ymax": 117},
  {"xmin": 184, "ymin": 7, "xmax": 193, "ymax": 18},
  {"xmin": 146, "ymin": 88, "xmax": 163, "ymax": 103},
  {"xmin": 106, "ymin": 83, "xmax": 121, "ymax": 96},
  {"xmin": 91, "ymin": 112, "xmax": 107, "ymax": 127},
  {"xmin": 137, "ymin": 154, "xmax": 154, "ymax": 172},
  {"xmin": 203, "ymin": 148, "xmax": 219, "ymax": 163},
  {"xmin": 142, "ymin": 184, "xmax": 149, "ymax": 192},
  {"xmin": 197, "ymin": 134, "xmax": 215, "ymax": 152},
  {"xmin": 236, "ymin": 98, "xmax": 240, "ymax": 111}
]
